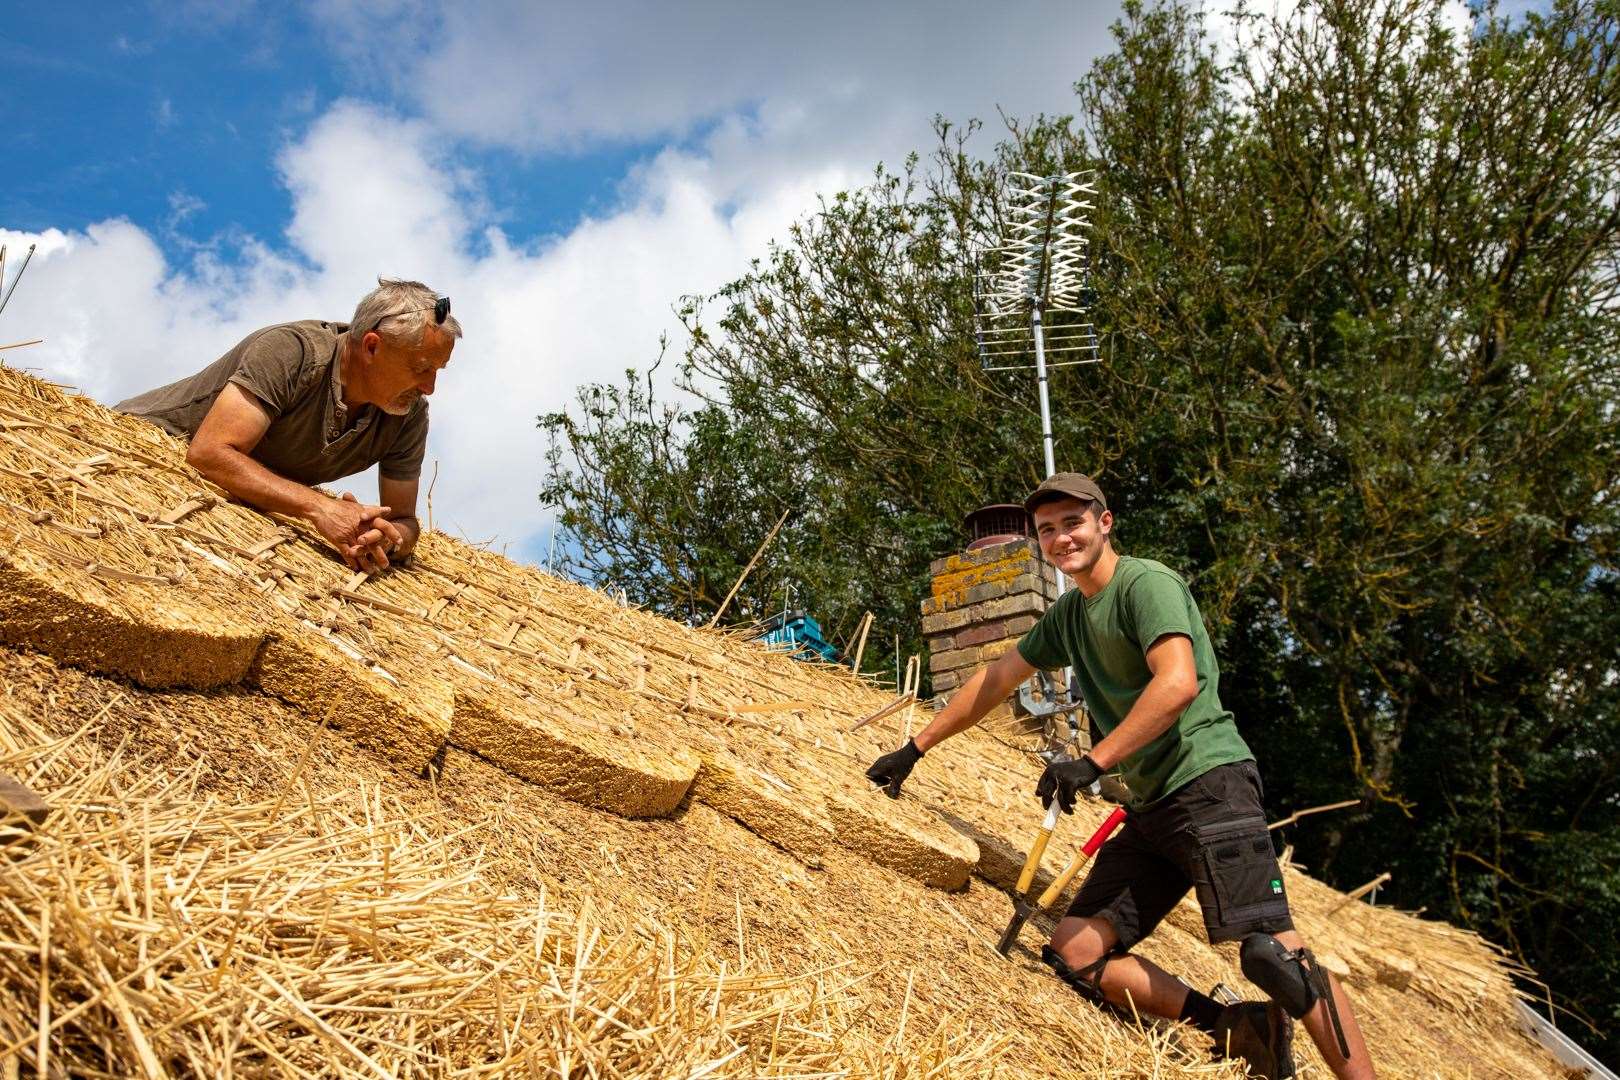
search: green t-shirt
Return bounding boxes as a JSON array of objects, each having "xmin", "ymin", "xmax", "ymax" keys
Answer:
[{"xmin": 1016, "ymin": 556, "xmax": 1252, "ymax": 807}]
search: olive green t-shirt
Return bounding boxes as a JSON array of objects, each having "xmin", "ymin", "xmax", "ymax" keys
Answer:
[
  {"xmin": 115, "ymin": 320, "xmax": 429, "ymax": 485},
  {"xmin": 1016, "ymin": 556, "xmax": 1253, "ymax": 807}
]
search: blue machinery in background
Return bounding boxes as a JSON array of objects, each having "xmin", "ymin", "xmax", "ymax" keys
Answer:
[{"xmin": 751, "ymin": 610, "xmax": 841, "ymax": 664}]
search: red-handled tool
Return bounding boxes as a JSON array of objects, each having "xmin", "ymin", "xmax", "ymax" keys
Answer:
[{"xmin": 996, "ymin": 806, "xmax": 1127, "ymax": 957}]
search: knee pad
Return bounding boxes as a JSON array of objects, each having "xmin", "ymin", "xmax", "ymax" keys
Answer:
[
  {"xmin": 1241, "ymin": 933, "xmax": 1352, "ymax": 1061},
  {"xmin": 1040, "ymin": 943, "xmax": 1120, "ymax": 1007},
  {"xmin": 1239, "ymin": 933, "xmax": 1319, "ymax": 1019}
]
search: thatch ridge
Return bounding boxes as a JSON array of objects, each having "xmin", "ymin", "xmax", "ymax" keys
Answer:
[{"xmin": 0, "ymin": 361, "xmax": 1565, "ymax": 1077}]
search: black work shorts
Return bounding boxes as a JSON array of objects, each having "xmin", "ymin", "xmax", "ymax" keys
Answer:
[{"xmin": 1065, "ymin": 760, "xmax": 1294, "ymax": 948}]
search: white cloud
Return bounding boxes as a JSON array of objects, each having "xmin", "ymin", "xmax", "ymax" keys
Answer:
[
  {"xmin": 0, "ymin": 222, "xmax": 305, "ymax": 400},
  {"xmin": 5, "ymin": 3, "xmax": 1121, "ymax": 559},
  {"xmin": 166, "ymin": 190, "xmax": 207, "ymax": 230},
  {"xmin": 318, "ymin": 0, "xmax": 1111, "ymax": 153}
]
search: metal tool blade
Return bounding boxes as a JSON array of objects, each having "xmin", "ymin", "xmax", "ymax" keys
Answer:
[{"xmin": 997, "ymin": 900, "xmax": 1036, "ymax": 956}]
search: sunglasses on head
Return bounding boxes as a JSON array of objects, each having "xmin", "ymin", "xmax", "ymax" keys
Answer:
[{"xmin": 369, "ymin": 294, "xmax": 451, "ymax": 334}]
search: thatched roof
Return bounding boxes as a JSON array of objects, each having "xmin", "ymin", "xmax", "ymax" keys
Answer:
[{"xmin": 0, "ymin": 360, "xmax": 1564, "ymax": 1077}]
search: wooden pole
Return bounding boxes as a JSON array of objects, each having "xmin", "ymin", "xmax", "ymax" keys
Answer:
[
  {"xmin": 849, "ymin": 693, "xmax": 916, "ymax": 733},
  {"xmin": 850, "ymin": 611, "xmax": 874, "ymax": 672},
  {"xmin": 426, "ymin": 459, "xmax": 439, "ymax": 535},
  {"xmin": 1328, "ymin": 871, "xmax": 1392, "ymax": 915},
  {"xmin": 902, "ymin": 655, "xmax": 921, "ymax": 739},
  {"xmin": 706, "ymin": 507, "xmax": 790, "ymax": 629},
  {"xmin": 1268, "ymin": 798, "xmax": 1361, "ymax": 831}
]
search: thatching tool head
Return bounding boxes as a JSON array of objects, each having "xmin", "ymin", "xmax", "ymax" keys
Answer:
[
  {"xmin": 996, "ymin": 800, "xmax": 1060, "ymax": 955},
  {"xmin": 996, "ymin": 805, "xmax": 1126, "ymax": 958},
  {"xmin": 997, "ymin": 895, "xmax": 1040, "ymax": 955}
]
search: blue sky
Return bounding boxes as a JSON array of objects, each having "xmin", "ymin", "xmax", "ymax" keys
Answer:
[
  {"xmin": 6, "ymin": 5, "xmax": 656, "ymax": 257},
  {"xmin": 0, "ymin": 1, "xmax": 1169, "ymax": 560},
  {"xmin": 8, "ymin": 7, "xmax": 332, "ymax": 242}
]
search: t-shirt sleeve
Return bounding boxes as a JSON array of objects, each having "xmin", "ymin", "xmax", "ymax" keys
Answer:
[
  {"xmin": 1125, "ymin": 570, "xmax": 1197, "ymax": 651},
  {"xmin": 379, "ymin": 401, "xmax": 429, "ymax": 481},
  {"xmin": 1016, "ymin": 592, "xmax": 1076, "ymax": 671},
  {"xmin": 225, "ymin": 328, "xmax": 308, "ymax": 419}
]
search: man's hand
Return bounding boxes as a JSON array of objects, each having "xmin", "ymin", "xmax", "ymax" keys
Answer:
[
  {"xmin": 310, "ymin": 493, "xmax": 399, "ymax": 572},
  {"xmin": 1036, "ymin": 754, "xmax": 1103, "ymax": 814},
  {"xmin": 185, "ymin": 385, "xmax": 419, "ymax": 573},
  {"xmin": 339, "ymin": 492, "xmax": 404, "ymax": 571},
  {"xmin": 377, "ymin": 476, "xmax": 422, "ymax": 562},
  {"xmin": 865, "ymin": 739, "xmax": 924, "ymax": 799}
]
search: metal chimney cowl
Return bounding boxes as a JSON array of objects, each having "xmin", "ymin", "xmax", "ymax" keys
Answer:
[{"xmin": 962, "ymin": 503, "xmax": 1032, "ymax": 551}]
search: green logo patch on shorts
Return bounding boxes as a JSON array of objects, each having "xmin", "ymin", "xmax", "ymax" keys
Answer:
[{"xmin": 1270, "ymin": 879, "xmax": 1283, "ymax": 894}]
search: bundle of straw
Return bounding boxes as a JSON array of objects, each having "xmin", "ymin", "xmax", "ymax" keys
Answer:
[
  {"xmin": 0, "ymin": 698, "xmax": 1001, "ymax": 1078},
  {"xmin": 0, "ymin": 640, "xmax": 1572, "ymax": 1078},
  {"xmin": 0, "ymin": 362, "xmax": 1573, "ymax": 1080},
  {"xmin": 0, "ymin": 362, "xmax": 1005, "ymax": 881}
]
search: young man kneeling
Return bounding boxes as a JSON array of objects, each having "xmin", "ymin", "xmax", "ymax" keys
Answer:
[{"xmin": 866, "ymin": 473, "xmax": 1374, "ymax": 1080}]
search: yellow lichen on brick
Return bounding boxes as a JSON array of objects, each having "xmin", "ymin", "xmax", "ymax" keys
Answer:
[
  {"xmin": 978, "ymin": 639, "xmax": 1017, "ymax": 663},
  {"xmin": 928, "ymin": 552, "xmax": 1032, "ymax": 602}
]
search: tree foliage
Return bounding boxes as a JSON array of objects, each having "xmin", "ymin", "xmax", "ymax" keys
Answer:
[{"xmin": 542, "ymin": 0, "xmax": 1620, "ymax": 1056}]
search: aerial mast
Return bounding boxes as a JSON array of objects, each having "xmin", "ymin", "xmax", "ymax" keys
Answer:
[{"xmin": 974, "ymin": 170, "xmax": 1101, "ymax": 595}]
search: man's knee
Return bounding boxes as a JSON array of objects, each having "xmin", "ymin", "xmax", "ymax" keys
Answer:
[
  {"xmin": 1242, "ymin": 931, "xmax": 1358, "ymax": 1062},
  {"xmin": 1044, "ymin": 916, "xmax": 1125, "ymax": 1006},
  {"xmin": 1241, "ymin": 932, "xmax": 1327, "ymax": 1019},
  {"xmin": 1048, "ymin": 914, "xmax": 1119, "ymax": 969}
]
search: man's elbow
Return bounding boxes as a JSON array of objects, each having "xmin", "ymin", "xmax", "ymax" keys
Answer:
[
  {"xmin": 185, "ymin": 439, "xmax": 230, "ymax": 485},
  {"xmin": 1168, "ymin": 671, "xmax": 1199, "ymax": 712}
]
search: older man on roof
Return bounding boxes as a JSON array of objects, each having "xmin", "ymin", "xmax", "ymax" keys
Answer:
[{"xmin": 117, "ymin": 278, "xmax": 461, "ymax": 572}]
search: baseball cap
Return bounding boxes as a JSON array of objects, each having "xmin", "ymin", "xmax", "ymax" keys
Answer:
[{"xmin": 1024, "ymin": 472, "xmax": 1108, "ymax": 514}]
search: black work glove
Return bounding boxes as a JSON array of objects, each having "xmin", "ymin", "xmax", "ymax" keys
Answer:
[
  {"xmin": 865, "ymin": 739, "xmax": 924, "ymax": 799},
  {"xmin": 1036, "ymin": 754, "xmax": 1103, "ymax": 814}
]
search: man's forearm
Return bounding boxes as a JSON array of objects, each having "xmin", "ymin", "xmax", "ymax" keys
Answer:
[
  {"xmin": 1087, "ymin": 673, "xmax": 1196, "ymax": 770},
  {"xmin": 189, "ymin": 442, "xmax": 323, "ymax": 522},
  {"xmin": 913, "ymin": 654, "xmax": 1032, "ymax": 752}
]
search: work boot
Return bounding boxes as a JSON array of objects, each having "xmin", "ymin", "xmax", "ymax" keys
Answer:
[{"xmin": 1212, "ymin": 1001, "xmax": 1295, "ymax": 1079}]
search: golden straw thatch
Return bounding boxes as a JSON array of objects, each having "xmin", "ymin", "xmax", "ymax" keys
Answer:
[{"xmin": 0, "ymin": 360, "xmax": 1568, "ymax": 1077}]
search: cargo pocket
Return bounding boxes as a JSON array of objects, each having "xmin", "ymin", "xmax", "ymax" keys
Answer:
[{"xmin": 1194, "ymin": 815, "xmax": 1291, "ymax": 937}]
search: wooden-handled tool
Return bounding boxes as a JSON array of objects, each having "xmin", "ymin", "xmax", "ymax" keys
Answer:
[
  {"xmin": 1014, "ymin": 801, "xmax": 1061, "ymax": 896},
  {"xmin": 996, "ymin": 806, "xmax": 1127, "ymax": 957},
  {"xmin": 996, "ymin": 801, "xmax": 1061, "ymax": 954}
]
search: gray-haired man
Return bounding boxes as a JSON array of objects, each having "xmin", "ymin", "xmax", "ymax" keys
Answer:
[{"xmin": 117, "ymin": 279, "xmax": 461, "ymax": 572}]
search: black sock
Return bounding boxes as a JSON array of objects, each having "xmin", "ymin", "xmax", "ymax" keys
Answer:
[{"xmin": 1178, "ymin": 989, "xmax": 1225, "ymax": 1035}]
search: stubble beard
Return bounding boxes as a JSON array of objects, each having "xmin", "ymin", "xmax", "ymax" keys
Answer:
[
  {"xmin": 381, "ymin": 390, "xmax": 421, "ymax": 416},
  {"xmin": 1056, "ymin": 536, "xmax": 1104, "ymax": 579}
]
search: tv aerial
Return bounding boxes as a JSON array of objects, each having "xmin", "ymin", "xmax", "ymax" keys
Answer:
[
  {"xmin": 974, "ymin": 171, "xmax": 1101, "ymax": 758},
  {"xmin": 973, "ymin": 171, "xmax": 1100, "ymax": 484}
]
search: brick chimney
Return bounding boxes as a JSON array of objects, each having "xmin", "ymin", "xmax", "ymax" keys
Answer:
[{"xmin": 921, "ymin": 508, "xmax": 1056, "ymax": 697}]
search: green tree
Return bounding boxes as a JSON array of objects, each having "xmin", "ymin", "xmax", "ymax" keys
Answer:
[{"xmin": 542, "ymin": 0, "xmax": 1620, "ymax": 1057}]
